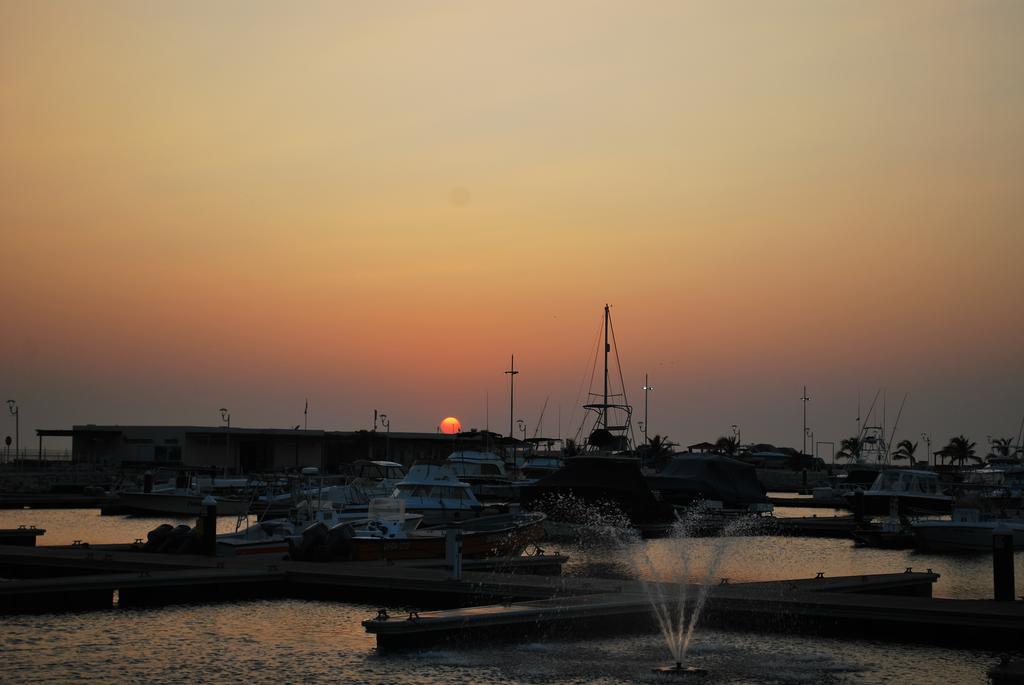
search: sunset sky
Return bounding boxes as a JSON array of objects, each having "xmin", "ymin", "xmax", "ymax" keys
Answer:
[{"xmin": 2, "ymin": 1, "xmax": 1022, "ymax": 454}]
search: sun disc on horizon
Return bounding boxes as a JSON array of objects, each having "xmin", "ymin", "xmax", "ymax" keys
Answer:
[{"xmin": 440, "ymin": 416, "xmax": 462, "ymax": 434}]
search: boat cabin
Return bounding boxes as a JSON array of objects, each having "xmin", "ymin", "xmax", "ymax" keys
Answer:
[
  {"xmin": 869, "ymin": 469, "xmax": 943, "ymax": 495},
  {"xmin": 445, "ymin": 451, "xmax": 509, "ymax": 480}
]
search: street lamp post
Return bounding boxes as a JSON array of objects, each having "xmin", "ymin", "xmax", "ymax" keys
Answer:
[
  {"xmin": 731, "ymin": 424, "xmax": 740, "ymax": 452},
  {"xmin": 801, "ymin": 386, "xmax": 810, "ymax": 455},
  {"xmin": 6, "ymin": 401, "xmax": 18, "ymax": 463},
  {"xmin": 517, "ymin": 419, "xmax": 526, "ymax": 442},
  {"xmin": 642, "ymin": 374, "xmax": 653, "ymax": 447},
  {"xmin": 805, "ymin": 428, "xmax": 814, "ymax": 458},
  {"xmin": 380, "ymin": 414, "xmax": 390, "ymax": 461},
  {"xmin": 220, "ymin": 408, "xmax": 232, "ymax": 474},
  {"xmin": 921, "ymin": 433, "xmax": 931, "ymax": 467},
  {"xmin": 505, "ymin": 356, "xmax": 518, "ymax": 440}
]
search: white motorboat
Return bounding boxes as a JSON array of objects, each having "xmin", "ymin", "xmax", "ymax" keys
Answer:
[
  {"xmin": 105, "ymin": 471, "xmax": 252, "ymax": 517},
  {"xmin": 287, "ymin": 499, "xmax": 546, "ymax": 562},
  {"xmin": 913, "ymin": 508, "xmax": 1024, "ymax": 552},
  {"xmin": 445, "ymin": 450, "xmax": 518, "ymax": 500},
  {"xmin": 844, "ymin": 469, "xmax": 952, "ymax": 517},
  {"xmin": 217, "ymin": 498, "xmax": 422, "ymax": 557},
  {"xmin": 521, "ymin": 455, "xmax": 564, "ymax": 481},
  {"xmin": 390, "ymin": 463, "xmax": 486, "ymax": 526}
]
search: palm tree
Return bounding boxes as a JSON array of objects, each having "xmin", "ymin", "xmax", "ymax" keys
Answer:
[
  {"xmin": 990, "ymin": 437, "xmax": 1015, "ymax": 459},
  {"xmin": 892, "ymin": 439, "xmax": 918, "ymax": 463},
  {"xmin": 837, "ymin": 436, "xmax": 862, "ymax": 462},
  {"xmin": 942, "ymin": 435, "xmax": 980, "ymax": 468},
  {"xmin": 714, "ymin": 435, "xmax": 739, "ymax": 457},
  {"xmin": 642, "ymin": 434, "xmax": 677, "ymax": 470}
]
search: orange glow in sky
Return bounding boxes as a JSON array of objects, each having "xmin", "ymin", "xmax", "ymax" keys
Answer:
[{"xmin": 1, "ymin": 2, "xmax": 1022, "ymax": 450}]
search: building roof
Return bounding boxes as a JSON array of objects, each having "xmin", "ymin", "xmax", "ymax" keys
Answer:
[{"xmin": 41, "ymin": 425, "xmax": 508, "ymax": 441}]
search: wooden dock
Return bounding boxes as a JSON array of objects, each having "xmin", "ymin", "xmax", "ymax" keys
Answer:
[
  {"xmin": 771, "ymin": 515, "xmax": 858, "ymax": 538},
  {"xmin": 364, "ymin": 570, "xmax": 1024, "ymax": 650},
  {"xmin": 769, "ymin": 496, "xmax": 849, "ymax": 510},
  {"xmin": 1, "ymin": 543, "xmax": 1021, "ymax": 649}
]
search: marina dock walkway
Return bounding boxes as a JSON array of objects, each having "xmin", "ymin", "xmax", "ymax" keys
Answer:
[{"xmin": 1, "ymin": 543, "xmax": 1021, "ymax": 649}]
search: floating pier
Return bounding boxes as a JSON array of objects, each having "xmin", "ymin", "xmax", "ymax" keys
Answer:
[
  {"xmin": 0, "ymin": 526, "xmax": 46, "ymax": 546},
  {"xmin": 771, "ymin": 515, "xmax": 859, "ymax": 538},
  {"xmin": 769, "ymin": 496, "xmax": 849, "ymax": 510},
  {"xmin": 363, "ymin": 569, "xmax": 1024, "ymax": 650},
  {"xmin": 0, "ymin": 543, "xmax": 1020, "ymax": 650}
]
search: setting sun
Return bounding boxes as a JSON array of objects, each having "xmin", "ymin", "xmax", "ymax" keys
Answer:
[{"xmin": 439, "ymin": 417, "xmax": 462, "ymax": 435}]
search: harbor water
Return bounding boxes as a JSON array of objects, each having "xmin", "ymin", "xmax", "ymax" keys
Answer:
[{"xmin": 1, "ymin": 507, "xmax": 1020, "ymax": 683}]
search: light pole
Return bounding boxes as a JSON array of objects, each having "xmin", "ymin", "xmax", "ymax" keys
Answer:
[
  {"xmin": 220, "ymin": 408, "xmax": 232, "ymax": 474},
  {"xmin": 921, "ymin": 432, "xmax": 931, "ymax": 467},
  {"xmin": 642, "ymin": 374, "xmax": 653, "ymax": 447},
  {"xmin": 805, "ymin": 428, "xmax": 814, "ymax": 458},
  {"xmin": 380, "ymin": 413, "xmax": 390, "ymax": 461},
  {"xmin": 505, "ymin": 355, "xmax": 518, "ymax": 440},
  {"xmin": 6, "ymin": 400, "xmax": 18, "ymax": 462},
  {"xmin": 731, "ymin": 424, "xmax": 740, "ymax": 452},
  {"xmin": 800, "ymin": 386, "xmax": 810, "ymax": 455},
  {"xmin": 517, "ymin": 418, "xmax": 526, "ymax": 442}
]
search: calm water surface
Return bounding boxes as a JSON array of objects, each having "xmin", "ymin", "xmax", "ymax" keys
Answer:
[
  {"xmin": 0, "ymin": 600, "xmax": 1004, "ymax": 684},
  {"xmin": 0, "ymin": 508, "xmax": 1019, "ymax": 683}
]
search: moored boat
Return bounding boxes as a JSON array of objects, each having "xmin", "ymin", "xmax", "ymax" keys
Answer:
[
  {"xmin": 107, "ymin": 489, "xmax": 251, "ymax": 517},
  {"xmin": 445, "ymin": 450, "xmax": 518, "ymax": 501},
  {"xmin": 520, "ymin": 455, "xmax": 675, "ymax": 537},
  {"xmin": 912, "ymin": 508, "xmax": 1024, "ymax": 552},
  {"xmin": 390, "ymin": 463, "xmax": 489, "ymax": 525},
  {"xmin": 284, "ymin": 497, "xmax": 545, "ymax": 562},
  {"xmin": 344, "ymin": 510, "xmax": 546, "ymax": 562},
  {"xmin": 844, "ymin": 469, "xmax": 952, "ymax": 517}
]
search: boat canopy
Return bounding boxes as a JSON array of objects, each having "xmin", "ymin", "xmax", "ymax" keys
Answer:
[
  {"xmin": 520, "ymin": 456, "xmax": 673, "ymax": 523},
  {"xmin": 647, "ymin": 454, "xmax": 769, "ymax": 506},
  {"xmin": 870, "ymin": 469, "xmax": 941, "ymax": 495}
]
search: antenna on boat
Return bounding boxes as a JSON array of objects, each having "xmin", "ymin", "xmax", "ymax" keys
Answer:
[
  {"xmin": 858, "ymin": 389, "xmax": 881, "ymax": 443},
  {"xmin": 856, "ymin": 391, "xmax": 861, "ymax": 438},
  {"xmin": 533, "ymin": 396, "xmax": 549, "ymax": 439},
  {"xmin": 603, "ymin": 303, "xmax": 610, "ymax": 429},
  {"xmin": 1016, "ymin": 413, "xmax": 1024, "ymax": 458},
  {"xmin": 883, "ymin": 394, "xmax": 908, "ymax": 465}
]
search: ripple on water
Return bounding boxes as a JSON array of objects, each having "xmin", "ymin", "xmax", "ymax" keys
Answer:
[{"xmin": 0, "ymin": 599, "xmax": 1008, "ymax": 684}]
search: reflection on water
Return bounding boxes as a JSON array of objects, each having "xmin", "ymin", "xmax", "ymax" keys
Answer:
[
  {"xmin": 0, "ymin": 508, "xmax": 257, "ymax": 545},
  {"xmin": 0, "ymin": 600, "xmax": 1001, "ymax": 684}
]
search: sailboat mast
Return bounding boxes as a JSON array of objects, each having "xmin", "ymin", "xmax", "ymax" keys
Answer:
[{"xmin": 603, "ymin": 304, "xmax": 610, "ymax": 429}]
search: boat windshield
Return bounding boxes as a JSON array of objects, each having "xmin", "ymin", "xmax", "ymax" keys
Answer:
[{"xmin": 874, "ymin": 471, "xmax": 939, "ymax": 494}]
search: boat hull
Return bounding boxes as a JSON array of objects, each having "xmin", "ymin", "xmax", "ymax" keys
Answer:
[
  {"xmin": 913, "ymin": 521, "xmax": 1024, "ymax": 552},
  {"xmin": 104, "ymin": 492, "xmax": 251, "ymax": 517},
  {"xmin": 845, "ymin": 493, "xmax": 952, "ymax": 517},
  {"xmin": 347, "ymin": 514, "xmax": 546, "ymax": 562}
]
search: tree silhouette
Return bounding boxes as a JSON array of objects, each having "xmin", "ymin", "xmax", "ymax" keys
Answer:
[
  {"xmin": 837, "ymin": 436, "xmax": 862, "ymax": 462},
  {"xmin": 714, "ymin": 435, "xmax": 739, "ymax": 457},
  {"xmin": 892, "ymin": 439, "xmax": 918, "ymax": 463},
  {"xmin": 942, "ymin": 435, "xmax": 980, "ymax": 468},
  {"xmin": 990, "ymin": 437, "xmax": 1015, "ymax": 459},
  {"xmin": 642, "ymin": 434, "xmax": 677, "ymax": 470}
]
